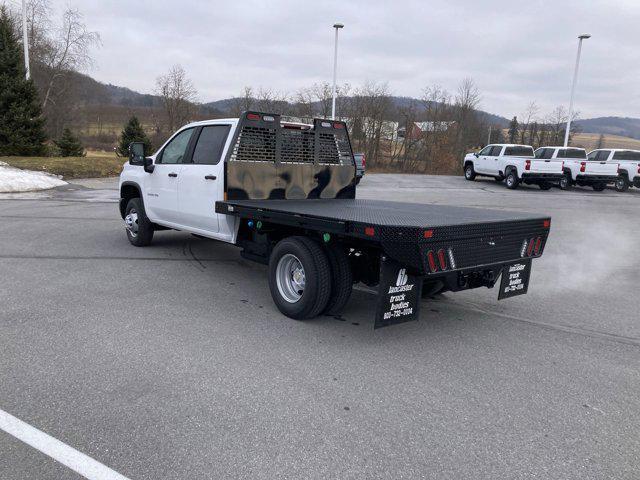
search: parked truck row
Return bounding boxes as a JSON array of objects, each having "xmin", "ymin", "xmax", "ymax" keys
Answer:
[
  {"xmin": 463, "ymin": 144, "xmax": 640, "ymax": 192},
  {"xmin": 120, "ymin": 112, "xmax": 552, "ymax": 328}
]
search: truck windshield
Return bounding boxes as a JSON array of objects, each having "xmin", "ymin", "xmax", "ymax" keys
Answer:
[
  {"xmin": 612, "ymin": 150, "xmax": 640, "ymax": 161},
  {"xmin": 558, "ymin": 148, "xmax": 586, "ymax": 159},
  {"xmin": 504, "ymin": 146, "xmax": 534, "ymax": 157}
]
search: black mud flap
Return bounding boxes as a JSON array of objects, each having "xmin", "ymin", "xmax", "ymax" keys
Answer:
[
  {"xmin": 374, "ymin": 258, "xmax": 423, "ymax": 329},
  {"xmin": 498, "ymin": 259, "xmax": 532, "ymax": 300}
]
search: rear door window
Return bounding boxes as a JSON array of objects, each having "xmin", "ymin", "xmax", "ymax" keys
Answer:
[
  {"xmin": 587, "ymin": 151, "xmax": 599, "ymax": 161},
  {"xmin": 191, "ymin": 125, "xmax": 231, "ymax": 165}
]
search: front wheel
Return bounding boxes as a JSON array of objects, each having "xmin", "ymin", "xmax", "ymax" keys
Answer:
[
  {"xmin": 464, "ymin": 163, "xmax": 476, "ymax": 181},
  {"xmin": 124, "ymin": 198, "xmax": 154, "ymax": 246},
  {"xmin": 268, "ymin": 237, "xmax": 331, "ymax": 320},
  {"xmin": 615, "ymin": 176, "xmax": 629, "ymax": 192},
  {"xmin": 505, "ymin": 171, "xmax": 520, "ymax": 189},
  {"xmin": 592, "ymin": 183, "xmax": 606, "ymax": 192}
]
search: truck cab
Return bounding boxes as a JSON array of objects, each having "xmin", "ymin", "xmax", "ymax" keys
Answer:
[
  {"xmin": 589, "ymin": 149, "xmax": 640, "ymax": 192},
  {"xmin": 464, "ymin": 144, "xmax": 564, "ymax": 190}
]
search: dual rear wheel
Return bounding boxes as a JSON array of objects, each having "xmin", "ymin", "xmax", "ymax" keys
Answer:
[{"xmin": 268, "ymin": 236, "xmax": 353, "ymax": 320}]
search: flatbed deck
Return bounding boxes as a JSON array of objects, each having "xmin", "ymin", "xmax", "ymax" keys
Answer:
[{"xmin": 216, "ymin": 198, "xmax": 548, "ymax": 230}]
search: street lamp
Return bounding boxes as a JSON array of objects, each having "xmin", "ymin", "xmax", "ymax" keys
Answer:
[
  {"xmin": 331, "ymin": 23, "xmax": 344, "ymax": 120},
  {"xmin": 564, "ymin": 33, "xmax": 591, "ymax": 147},
  {"xmin": 21, "ymin": 0, "xmax": 31, "ymax": 79}
]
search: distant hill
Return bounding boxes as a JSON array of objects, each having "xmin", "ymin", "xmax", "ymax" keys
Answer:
[{"xmin": 574, "ymin": 117, "xmax": 640, "ymax": 140}]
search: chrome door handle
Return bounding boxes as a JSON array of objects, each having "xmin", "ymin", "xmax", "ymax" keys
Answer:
[
  {"xmin": 204, "ymin": 175, "xmax": 217, "ymax": 180},
  {"xmin": 168, "ymin": 172, "xmax": 178, "ymax": 177}
]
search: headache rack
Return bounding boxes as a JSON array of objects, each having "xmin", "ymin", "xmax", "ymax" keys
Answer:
[{"xmin": 224, "ymin": 111, "xmax": 357, "ymax": 200}]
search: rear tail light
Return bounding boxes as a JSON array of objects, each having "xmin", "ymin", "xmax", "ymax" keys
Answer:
[
  {"xmin": 362, "ymin": 155, "xmax": 366, "ymax": 168},
  {"xmin": 580, "ymin": 161, "xmax": 586, "ymax": 173},
  {"xmin": 364, "ymin": 227, "xmax": 375, "ymax": 237},
  {"xmin": 525, "ymin": 160, "xmax": 531, "ymax": 171},
  {"xmin": 526, "ymin": 237, "xmax": 535, "ymax": 256},
  {"xmin": 333, "ymin": 122, "xmax": 344, "ymax": 129},
  {"xmin": 534, "ymin": 237, "xmax": 542, "ymax": 255},
  {"xmin": 246, "ymin": 113, "xmax": 261, "ymax": 121},
  {"xmin": 637, "ymin": 164, "xmax": 640, "ymax": 174},
  {"xmin": 437, "ymin": 249, "xmax": 448, "ymax": 271},
  {"xmin": 543, "ymin": 219, "xmax": 551, "ymax": 228},
  {"xmin": 427, "ymin": 250, "xmax": 437, "ymax": 272}
]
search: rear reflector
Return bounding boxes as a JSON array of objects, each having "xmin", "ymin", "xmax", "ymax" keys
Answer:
[
  {"xmin": 364, "ymin": 227, "xmax": 375, "ymax": 237},
  {"xmin": 423, "ymin": 229, "xmax": 433, "ymax": 239},
  {"xmin": 247, "ymin": 113, "xmax": 260, "ymax": 121},
  {"xmin": 543, "ymin": 219, "xmax": 551, "ymax": 228},
  {"xmin": 437, "ymin": 249, "xmax": 447, "ymax": 271},
  {"xmin": 427, "ymin": 250, "xmax": 437, "ymax": 272},
  {"xmin": 333, "ymin": 122, "xmax": 344, "ymax": 129}
]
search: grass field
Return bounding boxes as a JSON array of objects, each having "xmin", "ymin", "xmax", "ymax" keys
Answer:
[
  {"xmin": 1, "ymin": 153, "xmax": 125, "ymax": 179},
  {"xmin": 570, "ymin": 133, "xmax": 640, "ymax": 150}
]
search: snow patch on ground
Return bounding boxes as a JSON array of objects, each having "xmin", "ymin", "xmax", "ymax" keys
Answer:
[{"xmin": 0, "ymin": 162, "xmax": 67, "ymax": 192}]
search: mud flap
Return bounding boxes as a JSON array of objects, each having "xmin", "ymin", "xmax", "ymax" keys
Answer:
[
  {"xmin": 374, "ymin": 258, "xmax": 423, "ymax": 329},
  {"xmin": 498, "ymin": 259, "xmax": 532, "ymax": 300}
]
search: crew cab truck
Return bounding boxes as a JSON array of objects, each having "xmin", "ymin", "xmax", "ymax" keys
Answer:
[
  {"xmin": 534, "ymin": 146, "xmax": 619, "ymax": 191},
  {"xmin": 588, "ymin": 149, "xmax": 640, "ymax": 192},
  {"xmin": 120, "ymin": 112, "xmax": 552, "ymax": 328},
  {"xmin": 463, "ymin": 144, "xmax": 564, "ymax": 190}
]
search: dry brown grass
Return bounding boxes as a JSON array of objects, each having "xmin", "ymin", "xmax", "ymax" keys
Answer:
[
  {"xmin": 1, "ymin": 153, "xmax": 125, "ymax": 179},
  {"xmin": 570, "ymin": 133, "xmax": 640, "ymax": 151}
]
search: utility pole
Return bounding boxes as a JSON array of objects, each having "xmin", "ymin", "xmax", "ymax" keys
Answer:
[
  {"xmin": 331, "ymin": 23, "xmax": 344, "ymax": 120},
  {"xmin": 21, "ymin": 0, "xmax": 31, "ymax": 80},
  {"xmin": 487, "ymin": 125, "xmax": 492, "ymax": 145},
  {"xmin": 564, "ymin": 34, "xmax": 591, "ymax": 147}
]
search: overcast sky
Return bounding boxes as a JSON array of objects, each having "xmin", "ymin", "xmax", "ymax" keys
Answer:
[{"xmin": 39, "ymin": 0, "xmax": 640, "ymax": 119}]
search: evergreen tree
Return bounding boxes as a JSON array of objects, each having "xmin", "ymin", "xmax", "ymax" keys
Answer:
[
  {"xmin": 117, "ymin": 116, "xmax": 152, "ymax": 157},
  {"xmin": 54, "ymin": 128, "xmax": 84, "ymax": 157},
  {"xmin": 0, "ymin": 7, "xmax": 47, "ymax": 156},
  {"xmin": 507, "ymin": 116, "xmax": 519, "ymax": 143}
]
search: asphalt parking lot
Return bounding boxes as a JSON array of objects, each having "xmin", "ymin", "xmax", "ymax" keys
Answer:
[{"xmin": 1, "ymin": 175, "xmax": 639, "ymax": 479}]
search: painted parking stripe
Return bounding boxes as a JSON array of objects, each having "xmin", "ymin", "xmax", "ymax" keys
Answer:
[{"xmin": 0, "ymin": 408, "xmax": 131, "ymax": 480}]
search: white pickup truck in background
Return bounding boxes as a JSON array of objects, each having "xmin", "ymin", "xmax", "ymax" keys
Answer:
[
  {"xmin": 589, "ymin": 149, "xmax": 640, "ymax": 192},
  {"xmin": 464, "ymin": 144, "xmax": 564, "ymax": 190},
  {"xmin": 533, "ymin": 146, "xmax": 617, "ymax": 191}
]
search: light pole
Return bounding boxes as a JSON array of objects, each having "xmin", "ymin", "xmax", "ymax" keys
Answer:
[
  {"xmin": 564, "ymin": 33, "xmax": 590, "ymax": 147},
  {"xmin": 331, "ymin": 23, "xmax": 344, "ymax": 120},
  {"xmin": 21, "ymin": 0, "xmax": 31, "ymax": 79}
]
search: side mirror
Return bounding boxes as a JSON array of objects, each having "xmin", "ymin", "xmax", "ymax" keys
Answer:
[
  {"xmin": 129, "ymin": 142, "xmax": 145, "ymax": 165},
  {"xmin": 474, "ymin": 152, "xmax": 479, "ymax": 158},
  {"xmin": 143, "ymin": 156, "xmax": 154, "ymax": 173}
]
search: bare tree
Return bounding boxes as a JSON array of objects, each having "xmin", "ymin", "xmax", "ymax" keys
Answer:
[
  {"xmin": 156, "ymin": 65, "xmax": 198, "ymax": 132},
  {"xmin": 519, "ymin": 101, "xmax": 539, "ymax": 144}
]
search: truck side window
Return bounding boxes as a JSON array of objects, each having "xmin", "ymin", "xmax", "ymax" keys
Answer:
[
  {"xmin": 534, "ymin": 149, "xmax": 544, "ymax": 159},
  {"xmin": 479, "ymin": 146, "xmax": 493, "ymax": 156},
  {"xmin": 159, "ymin": 128, "xmax": 194, "ymax": 164},
  {"xmin": 587, "ymin": 151, "xmax": 599, "ymax": 161},
  {"xmin": 596, "ymin": 150, "xmax": 611, "ymax": 162},
  {"xmin": 191, "ymin": 126, "xmax": 231, "ymax": 165},
  {"xmin": 490, "ymin": 146, "xmax": 503, "ymax": 156}
]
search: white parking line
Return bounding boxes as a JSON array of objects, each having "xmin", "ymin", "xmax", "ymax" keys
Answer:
[{"xmin": 0, "ymin": 408, "xmax": 131, "ymax": 480}]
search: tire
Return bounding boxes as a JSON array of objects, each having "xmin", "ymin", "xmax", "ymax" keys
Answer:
[
  {"xmin": 124, "ymin": 198, "xmax": 154, "ymax": 246},
  {"xmin": 559, "ymin": 173, "xmax": 571, "ymax": 190},
  {"xmin": 615, "ymin": 176, "xmax": 629, "ymax": 192},
  {"xmin": 464, "ymin": 163, "xmax": 476, "ymax": 181},
  {"xmin": 505, "ymin": 170, "xmax": 520, "ymax": 190},
  {"xmin": 323, "ymin": 245, "xmax": 353, "ymax": 315},
  {"xmin": 592, "ymin": 183, "xmax": 606, "ymax": 192},
  {"xmin": 268, "ymin": 236, "xmax": 331, "ymax": 320},
  {"xmin": 538, "ymin": 182, "xmax": 552, "ymax": 190}
]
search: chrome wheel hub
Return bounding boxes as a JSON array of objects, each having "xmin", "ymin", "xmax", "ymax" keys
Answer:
[
  {"xmin": 125, "ymin": 210, "xmax": 139, "ymax": 237},
  {"xmin": 276, "ymin": 254, "xmax": 305, "ymax": 303}
]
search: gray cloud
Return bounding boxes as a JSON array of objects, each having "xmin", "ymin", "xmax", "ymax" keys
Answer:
[{"xmin": 47, "ymin": 0, "xmax": 640, "ymax": 118}]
